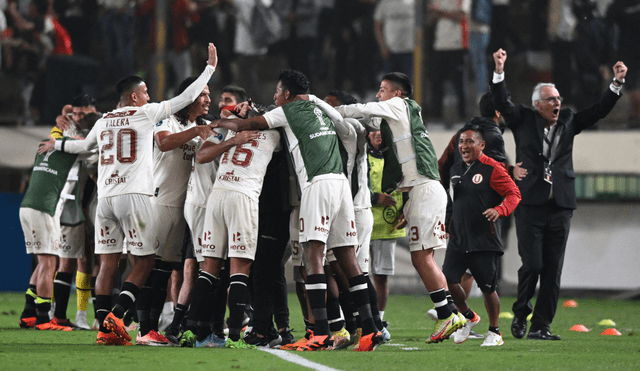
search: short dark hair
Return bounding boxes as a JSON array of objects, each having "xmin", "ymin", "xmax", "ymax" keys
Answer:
[
  {"xmin": 461, "ymin": 124, "xmax": 484, "ymax": 140},
  {"xmin": 327, "ymin": 90, "xmax": 357, "ymax": 105},
  {"xmin": 222, "ymin": 85, "xmax": 248, "ymax": 103},
  {"xmin": 478, "ymin": 92, "xmax": 495, "ymax": 118},
  {"xmin": 71, "ymin": 94, "xmax": 96, "ymax": 108},
  {"xmin": 278, "ymin": 69, "xmax": 310, "ymax": 96},
  {"xmin": 116, "ymin": 76, "xmax": 144, "ymax": 101},
  {"xmin": 381, "ymin": 72, "xmax": 412, "ymax": 97},
  {"xmin": 80, "ymin": 112, "xmax": 102, "ymax": 131}
]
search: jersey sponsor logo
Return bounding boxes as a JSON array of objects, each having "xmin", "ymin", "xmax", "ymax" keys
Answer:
[
  {"xmin": 320, "ymin": 216, "xmax": 330, "ymax": 225},
  {"xmin": 156, "ymin": 120, "xmax": 163, "ymax": 127},
  {"xmin": 218, "ymin": 170, "xmax": 240, "ymax": 182},
  {"xmin": 230, "ymin": 244, "xmax": 246, "ymax": 251},
  {"xmin": 346, "ymin": 231, "xmax": 357, "ymax": 237},
  {"xmin": 98, "ymin": 238, "xmax": 117, "ymax": 246},
  {"xmin": 383, "ymin": 205, "xmax": 400, "ymax": 224},
  {"xmin": 32, "ymin": 165, "xmax": 58, "ymax": 175},
  {"xmin": 105, "ymin": 171, "xmax": 128, "ymax": 186},
  {"xmin": 105, "ymin": 118, "xmax": 130, "ymax": 128},
  {"xmin": 214, "ymin": 131, "xmax": 224, "ymax": 141},
  {"xmin": 104, "ymin": 110, "xmax": 136, "ymax": 119},
  {"xmin": 128, "ymin": 229, "xmax": 138, "ymax": 239},
  {"xmin": 232, "ymin": 232, "xmax": 241, "ymax": 242},
  {"xmin": 127, "ymin": 240, "xmax": 144, "ymax": 248},
  {"xmin": 472, "ymin": 174, "xmax": 483, "ymax": 184},
  {"xmin": 309, "ymin": 130, "xmax": 336, "ymax": 140},
  {"xmin": 314, "ymin": 225, "xmax": 329, "ymax": 234},
  {"xmin": 420, "ymin": 132, "xmax": 430, "ymax": 138}
]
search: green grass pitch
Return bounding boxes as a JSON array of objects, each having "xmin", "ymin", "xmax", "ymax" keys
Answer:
[{"xmin": 1, "ymin": 293, "xmax": 638, "ymax": 370}]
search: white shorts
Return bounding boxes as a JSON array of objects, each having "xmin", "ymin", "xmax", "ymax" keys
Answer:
[
  {"xmin": 299, "ymin": 178, "xmax": 358, "ymax": 249},
  {"xmin": 370, "ymin": 239, "xmax": 397, "ymax": 275},
  {"xmin": 20, "ymin": 207, "xmax": 60, "ymax": 255},
  {"xmin": 355, "ymin": 208, "xmax": 373, "ymax": 273},
  {"xmin": 289, "ymin": 206, "xmax": 304, "ymax": 266},
  {"xmin": 58, "ymin": 224, "xmax": 85, "ymax": 259},
  {"xmin": 404, "ymin": 181, "xmax": 448, "ymax": 251},
  {"xmin": 184, "ymin": 203, "xmax": 205, "ymax": 263},
  {"xmin": 202, "ymin": 190, "xmax": 258, "ymax": 260},
  {"xmin": 154, "ymin": 204, "xmax": 187, "ymax": 263},
  {"xmin": 94, "ymin": 194, "xmax": 157, "ymax": 256},
  {"xmin": 325, "ymin": 208, "xmax": 372, "ymax": 273}
]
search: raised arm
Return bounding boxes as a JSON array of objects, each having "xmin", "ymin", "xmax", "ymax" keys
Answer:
[
  {"xmin": 148, "ymin": 43, "xmax": 218, "ymax": 123},
  {"xmin": 491, "ymin": 48, "xmax": 521, "ymax": 127}
]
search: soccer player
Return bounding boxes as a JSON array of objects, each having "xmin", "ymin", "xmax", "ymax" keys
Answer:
[
  {"xmin": 135, "ymin": 76, "xmax": 216, "ymax": 346},
  {"xmin": 211, "ymin": 69, "xmax": 382, "ymax": 351},
  {"xmin": 188, "ymin": 114, "xmax": 275, "ymax": 348},
  {"xmin": 38, "ymin": 43, "xmax": 219, "ymax": 346},
  {"xmin": 335, "ymin": 72, "xmax": 463, "ymax": 343},
  {"xmin": 49, "ymin": 95, "xmax": 99, "ymax": 330}
]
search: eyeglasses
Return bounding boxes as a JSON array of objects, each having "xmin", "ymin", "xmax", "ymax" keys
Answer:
[{"xmin": 538, "ymin": 96, "xmax": 563, "ymax": 103}]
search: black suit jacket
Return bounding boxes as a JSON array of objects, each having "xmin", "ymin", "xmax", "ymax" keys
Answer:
[{"xmin": 491, "ymin": 80, "xmax": 621, "ymax": 209}]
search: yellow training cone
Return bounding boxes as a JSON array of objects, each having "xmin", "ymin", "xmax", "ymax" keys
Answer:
[
  {"xmin": 598, "ymin": 319, "xmax": 616, "ymax": 326},
  {"xmin": 499, "ymin": 312, "xmax": 514, "ymax": 319}
]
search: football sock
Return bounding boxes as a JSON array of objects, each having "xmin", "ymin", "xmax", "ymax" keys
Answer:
[
  {"xmin": 348, "ymin": 274, "xmax": 377, "ymax": 335},
  {"xmin": 90, "ymin": 276, "xmax": 97, "ymax": 317},
  {"xmin": 306, "ymin": 274, "xmax": 329, "ymax": 336},
  {"xmin": 95, "ymin": 295, "xmax": 112, "ymax": 332},
  {"xmin": 136, "ymin": 268, "xmax": 156, "ymax": 336},
  {"xmin": 169, "ymin": 303, "xmax": 189, "ymax": 330},
  {"xmin": 22, "ymin": 285, "xmax": 37, "ymax": 318},
  {"xmin": 429, "ymin": 288, "xmax": 453, "ymax": 319},
  {"xmin": 489, "ymin": 326, "xmax": 500, "ymax": 335},
  {"xmin": 53, "ymin": 272, "xmax": 73, "ymax": 319},
  {"xmin": 76, "ymin": 271, "xmax": 92, "ymax": 312},
  {"xmin": 462, "ymin": 308, "xmax": 475, "ymax": 320},
  {"xmin": 112, "ymin": 282, "xmax": 140, "ymax": 319},
  {"xmin": 192, "ymin": 270, "xmax": 218, "ymax": 341},
  {"xmin": 326, "ymin": 292, "xmax": 344, "ymax": 332},
  {"xmin": 445, "ymin": 290, "xmax": 459, "ymax": 314},
  {"xmin": 149, "ymin": 260, "xmax": 173, "ymax": 332},
  {"xmin": 365, "ymin": 274, "xmax": 384, "ymax": 330},
  {"xmin": 35, "ymin": 297, "xmax": 52, "ymax": 325},
  {"xmin": 228, "ymin": 274, "xmax": 250, "ymax": 341}
]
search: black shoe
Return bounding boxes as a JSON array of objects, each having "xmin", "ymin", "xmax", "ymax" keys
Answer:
[
  {"xmin": 511, "ymin": 316, "xmax": 527, "ymax": 339},
  {"xmin": 527, "ymin": 329, "xmax": 561, "ymax": 340},
  {"xmin": 244, "ymin": 328, "xmax": 282, "ymax": 348},
  {"xmin": 382, "ymin": 320, "xmax": 390, "ymax": 329},
  {"xmin": 164, "ymin": 325, "xmax": 181, "ymax": 345},
  {"xmin": 278, "ymin": 327, "xmax": 295, "ymax": 346}
]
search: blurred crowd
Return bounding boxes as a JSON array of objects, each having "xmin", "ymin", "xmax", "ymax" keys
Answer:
[{"xmin": 0, "ymin": 0, "xmax": 638, "ymax": 127}]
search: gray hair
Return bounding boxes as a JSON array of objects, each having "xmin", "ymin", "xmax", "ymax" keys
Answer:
[{"xmin": 531, "ymin": 83, "xmax": 556, "ymax": 110}]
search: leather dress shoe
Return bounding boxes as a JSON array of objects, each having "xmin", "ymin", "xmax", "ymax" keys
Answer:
[
  {"xmin": 511, "ymin": 316, "xmax": 527, "ymax": 339},
  {"xmin": 527, "ymin": 329, "xmax": 561, "ymax": 340}
]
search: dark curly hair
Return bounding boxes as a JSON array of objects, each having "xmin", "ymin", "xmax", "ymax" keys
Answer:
[
  {"xmin": 278, "ymin": 69, "xmax": 310, "ymax": 96},
  {"xmin": 326, "ymin": 90, "xmax": 357, "ymax": 105}
]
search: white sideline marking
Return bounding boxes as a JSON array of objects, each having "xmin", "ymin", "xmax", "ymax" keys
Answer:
[{"xmin": 259, "ymin": 348, "xmax": 342, "ymax": 371}]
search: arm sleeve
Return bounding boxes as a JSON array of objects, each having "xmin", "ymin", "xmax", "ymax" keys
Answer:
[
  {"xmin": 490, "ymin": 164, "xmax": 522, "ymax": 217},
  {"xmin": 336, "ymin": 99, "xmax": 404, "ymax": 123},
  {"xmin": 54, "ymin": 125, "xmax": 98, "ymax": 154},
  {"xmin": 145, "ymin": 65, "xmax": 215, "ymax": 124},
  {"xmin": 490, "ymin": 75, "xmax": 522, "ymax": 129},
  {"xmin": 263, "ymin": 107, "xmax": 288, "ymax": 129}
]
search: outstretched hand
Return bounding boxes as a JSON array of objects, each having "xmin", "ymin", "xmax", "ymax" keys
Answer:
[
  {"xmin": 207, "ymin": 42, "xmax": 218, "ymax": 69},
  {"xmin": 493, "ymin": 48, "xmax": 507, "ymax": 74}
]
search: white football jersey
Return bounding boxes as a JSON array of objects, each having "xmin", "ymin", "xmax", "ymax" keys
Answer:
[
  {"xmin": 185, "ymin": 128, "xmax": 227, "ymax": 208},
  {"xmin": 57, "ymin": 64, "xmax": 216, "ymax": 199},
  {"xmin": 152, "ymin": 116, "xmax": 198, "ymax": 207},
  {"xmin": 211, "ymin": 129, "xmax": 281, "ymax": 201}
]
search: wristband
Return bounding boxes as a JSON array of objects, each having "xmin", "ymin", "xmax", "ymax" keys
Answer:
[{"xmin": 613, "ymin": 77, "xmax": 625, "ymax": 86}]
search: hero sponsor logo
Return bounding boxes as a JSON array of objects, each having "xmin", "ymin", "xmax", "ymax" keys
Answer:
[
  {"xmin": 98, "ymin": 227, "xmax": 117, "ymax": 246},
  {"xmin": 230, "ymin": 232, "xmax": 246, "ymax": 251},
  {"xmin": 200, "ymin": 231, "xmax": 216, "ymax": 250},
  {"xmin": 314, "ymin": 215, "xmax": 330, "ymax": 234}
]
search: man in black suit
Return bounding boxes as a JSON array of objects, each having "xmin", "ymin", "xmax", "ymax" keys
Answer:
[{"xmin": 491, "ymin": 48, "xmax": 627, "ymax": 340}]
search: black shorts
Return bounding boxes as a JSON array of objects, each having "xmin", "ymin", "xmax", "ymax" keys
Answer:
[{"xmin": 442, "ymin": 250, "xmax": 501, "ymax": 293}]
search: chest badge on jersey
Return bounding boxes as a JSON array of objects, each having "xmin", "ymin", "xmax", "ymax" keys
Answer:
[
  {"xmin": 472, "ymin": 173, "xmax": 483, "ymax": 184},
  {"xmin": 156, "ymin": 120, "xmax": 163, "ymax": 127}
]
